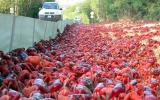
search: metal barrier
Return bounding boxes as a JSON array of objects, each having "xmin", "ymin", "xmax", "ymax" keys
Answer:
[{"xmin": 0, "ymin": 13, "xmax": 74, "ymax": 53}]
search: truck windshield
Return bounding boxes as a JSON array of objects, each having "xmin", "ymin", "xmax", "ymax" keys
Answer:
[{"xmin": 42, "ymin": 3, "xmax": 58, "ymax": 9}]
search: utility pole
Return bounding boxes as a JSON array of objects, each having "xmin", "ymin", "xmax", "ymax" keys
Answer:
[
  {"xmin": 90, "ymin": 11, "xmax": 94, "ymax": 23},
  {"xmin": 15, "ymin": 0, "xmax": 18, "ymax": 15},
  {"xmin": 98, "ymin": 0, "xmax": 100, "ymax": 22}
]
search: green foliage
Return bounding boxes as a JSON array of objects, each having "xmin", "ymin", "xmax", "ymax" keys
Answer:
[
  {"xmin": 146, "ymin": 3, "xmax": 160, "ymax": 21},
  {"xmin": 63, "ymin": 0, "xmax": 96, "ymax": 24},
  {"xmin": 63, "ymin": 5, "xmax": 77, "ymax": 20},
  {"xmin": 64, "ymin": 0, "xmax": 160, "ymax": 23},
  {"xmin": 0, "ymin": 0, "xmax": 15, "ymax": 13},
  {"xmin": 80, "ymin": 12, "xmax": 90, "ymax": 24}
]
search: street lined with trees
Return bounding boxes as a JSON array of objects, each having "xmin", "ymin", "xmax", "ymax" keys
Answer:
[
  {"xmin": 0, "ymin": 0, "xmax": 160, "ymax": 23},
  {"xmin": 0, "ymin": 0, "xmax": 55, "ymax": 18}
]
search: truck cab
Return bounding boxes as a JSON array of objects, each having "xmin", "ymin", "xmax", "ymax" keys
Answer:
[{"xmin": 38, "ymin": 2, "xmax": 63, "ymax": 21}]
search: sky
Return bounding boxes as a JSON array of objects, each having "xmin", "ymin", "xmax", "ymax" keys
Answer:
[{"xmin": 55, "ymin": 0, "xmax": 86, "ymax": 9}]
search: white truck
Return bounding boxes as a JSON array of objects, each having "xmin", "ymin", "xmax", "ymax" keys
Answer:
[{"xmin": 38, "ymin": 2, "xmax": 63, "ymax": 21}]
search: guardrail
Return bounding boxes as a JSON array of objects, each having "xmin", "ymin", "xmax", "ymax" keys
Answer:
[{"xmin": 0, "ymin": 13, "xmax": 75, "ymax": 53}]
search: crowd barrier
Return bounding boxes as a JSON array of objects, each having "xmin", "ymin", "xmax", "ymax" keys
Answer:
[{"xmin": 0, "ymin": 13, "xmax": 74, "ymax": 53}]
